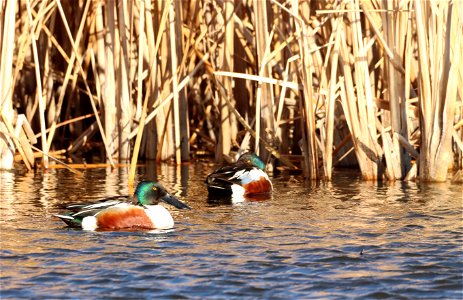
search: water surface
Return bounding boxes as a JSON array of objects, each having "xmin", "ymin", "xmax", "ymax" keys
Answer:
[{"xmin": 1, "ymin": 164, "xmax": 462, "ymax": 299}]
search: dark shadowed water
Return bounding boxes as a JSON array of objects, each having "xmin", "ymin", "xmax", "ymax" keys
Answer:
[{"xmin": 1, "ymin": 163, "xmax": 462, "ymax": 299}]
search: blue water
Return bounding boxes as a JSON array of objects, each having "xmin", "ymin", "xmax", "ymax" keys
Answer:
[{"xmin": 1, "ymin": 164, "xmax": 462, "ymax": 299}]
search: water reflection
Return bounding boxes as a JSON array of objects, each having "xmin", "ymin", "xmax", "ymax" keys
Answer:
[
  {"xmin": 0, "ymin": 170, "xmax": 15, "ymax": 223},
  {"xmin": 207, "ymin": 193, "xmax": 273, "ymax": 206},
  {"xmin": 0, "ymin": 165, "xmax": 462, "ymax": 299}
]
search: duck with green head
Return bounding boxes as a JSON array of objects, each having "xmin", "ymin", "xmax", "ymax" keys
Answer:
[
  {"xmin": 206, "ymin": 152, "xmax": 273, "ymax": 201},
  {"xmin": 55, "ymin": 181, "xmax": 190, "ymax": 231}
]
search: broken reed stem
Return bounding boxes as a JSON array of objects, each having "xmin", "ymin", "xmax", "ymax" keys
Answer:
[
  {"xmin": 293, "ymin": 3, "xmax": 319, "ymax": 179},
  {"xmin": 116, "ymin": 0, "xmax": 132, "ymax": 160},
  {"xmin": 128, "ymin": 0, "xmax": 147, "ymax": 192},
  {"xmin": 46, "ymin": 0, "xmax": 91, "ymax": 151},
  {"xmin": 130, "ymin": 49, "xmax": 209, "ymax": 140},
  {"xmin": 55, "ymin": 0, "xmax": 115, "ymax": 168},
  {"xmin": 129, "ymin": 0, "xmax": 176, "ymax": 187},
  {"xmin": 215, "ymin": 78, "xmax": 297, "ymax": 170},
  {"xmin": 415, "ymin": 0, "xmax": 461, "ymax": 181},
  {"xmin": 1, "ymin": 113, "xmax": 32, "ymax": 170},
  {"xmin": 26, "ymin": 0, "xmax": 49, "ymax": 168},
  {"xmin": 214, "ymin": 71, "xmax": 300, "ymax": 90},
  {"xmin": 253, "ymin": 0, "xmax": 275, "ymax": 157},
  {"xmin": 324, "ymin": 14, "xmax": 342, "ymax": 180},
  {"xmin": 34, "ymin": 113, "xmax": 97, "ymax": 139},
  {"xmin": 0, "ymin": 128, "xmax": 81, "ymax": 175},
  {"xmin": 0, "ymin": 0, "xmax": 17, "ymax": 169},
  {"xmin": 169, "ymin": 1, "xmax": 182, "ymax": 164}
]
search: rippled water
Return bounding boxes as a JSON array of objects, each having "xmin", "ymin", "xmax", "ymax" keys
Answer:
[{"xmin": 1, "ymin": 163, "xmax": 462, "ymax": 299}]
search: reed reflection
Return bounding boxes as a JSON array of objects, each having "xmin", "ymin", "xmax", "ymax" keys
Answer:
[{"xmin": 0, "ymin": 170, "xmax": 16, "ymax": 224}]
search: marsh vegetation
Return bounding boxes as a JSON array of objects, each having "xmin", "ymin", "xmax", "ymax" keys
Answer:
[{"xmin": 1, "ymin": 0, "xmax": 462, "ymax": 182}]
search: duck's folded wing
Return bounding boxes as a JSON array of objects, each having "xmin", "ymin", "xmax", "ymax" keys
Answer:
[
  {"xmin": 206, "ymin": 167, "xmax": 253, "ymax": 190},
  {"xmin": 55, "ymin": 202, "xmax": 124, "ymax": 227},
  {"xmin": 65, "ymin": 196, "xmax": 131, "ymax": 212},
  {"xmin": 206, "ymin": 176, "xmax": 234, "ymax": 191}
]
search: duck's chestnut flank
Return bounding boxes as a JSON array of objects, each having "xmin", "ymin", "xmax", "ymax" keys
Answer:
[
  {"xmin": 242, "ymin": 177, "xmax": 273, "ymax": 196},
  {"xmin": 94, "ymin": 206, "xmax": 155, "ymax": 229}
]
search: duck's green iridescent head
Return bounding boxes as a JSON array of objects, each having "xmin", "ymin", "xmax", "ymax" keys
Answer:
[
  {"xmin": 134, "ymin": 181, "xmax": 190, "ymax": 209},
  {"xmin": 238, "ymin": 152, "xmax": 266, "ymax": 171}
]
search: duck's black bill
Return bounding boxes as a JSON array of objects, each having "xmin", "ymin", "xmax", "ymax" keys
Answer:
[{"xmin": 161, "ymin": 194, "xmax": 191, "ymax": 209}]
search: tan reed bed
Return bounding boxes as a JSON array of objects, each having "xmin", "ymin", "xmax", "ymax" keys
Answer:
[{"xmin": 0, "ymin": 0, "xmax": 461, "ymax": 183}]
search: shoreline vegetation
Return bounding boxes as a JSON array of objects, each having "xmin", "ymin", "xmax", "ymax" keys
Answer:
[{"xmin": 0, "ymin": 1, "xmax": 462, "ymax": 183}]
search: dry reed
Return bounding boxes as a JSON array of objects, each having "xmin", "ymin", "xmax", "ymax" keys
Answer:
[{"xmin": 0, "ymin": 0, "xmax": 461, "ymax": 183}]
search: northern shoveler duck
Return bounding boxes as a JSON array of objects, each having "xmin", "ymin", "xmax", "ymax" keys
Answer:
[
  {"xmin": 206, "ymin": 152, "xmax": 273, "ymax": 200},
  {"xmin": 55, "ymin": 181, "xmax": 190, "ymax": 231}
]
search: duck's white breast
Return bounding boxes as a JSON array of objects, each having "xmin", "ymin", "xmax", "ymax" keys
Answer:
[{"xmin": 144, "ymin": 205, "xmax": 175, "ymax": 229}]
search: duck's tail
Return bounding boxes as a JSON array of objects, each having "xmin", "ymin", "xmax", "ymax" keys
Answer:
[{"xmin": 54, "ymin": 214, "xmax": 81, "ymax": 228}]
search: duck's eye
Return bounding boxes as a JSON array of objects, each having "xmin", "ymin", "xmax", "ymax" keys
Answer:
[{"xmin": 152, "ymin": 187, "xmax": 157, "ymax": 191}]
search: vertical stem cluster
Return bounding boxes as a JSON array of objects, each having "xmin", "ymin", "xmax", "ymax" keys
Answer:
[{"xmin": 0, "ymin": 0, "xmax": 461, "ymax": 182}]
